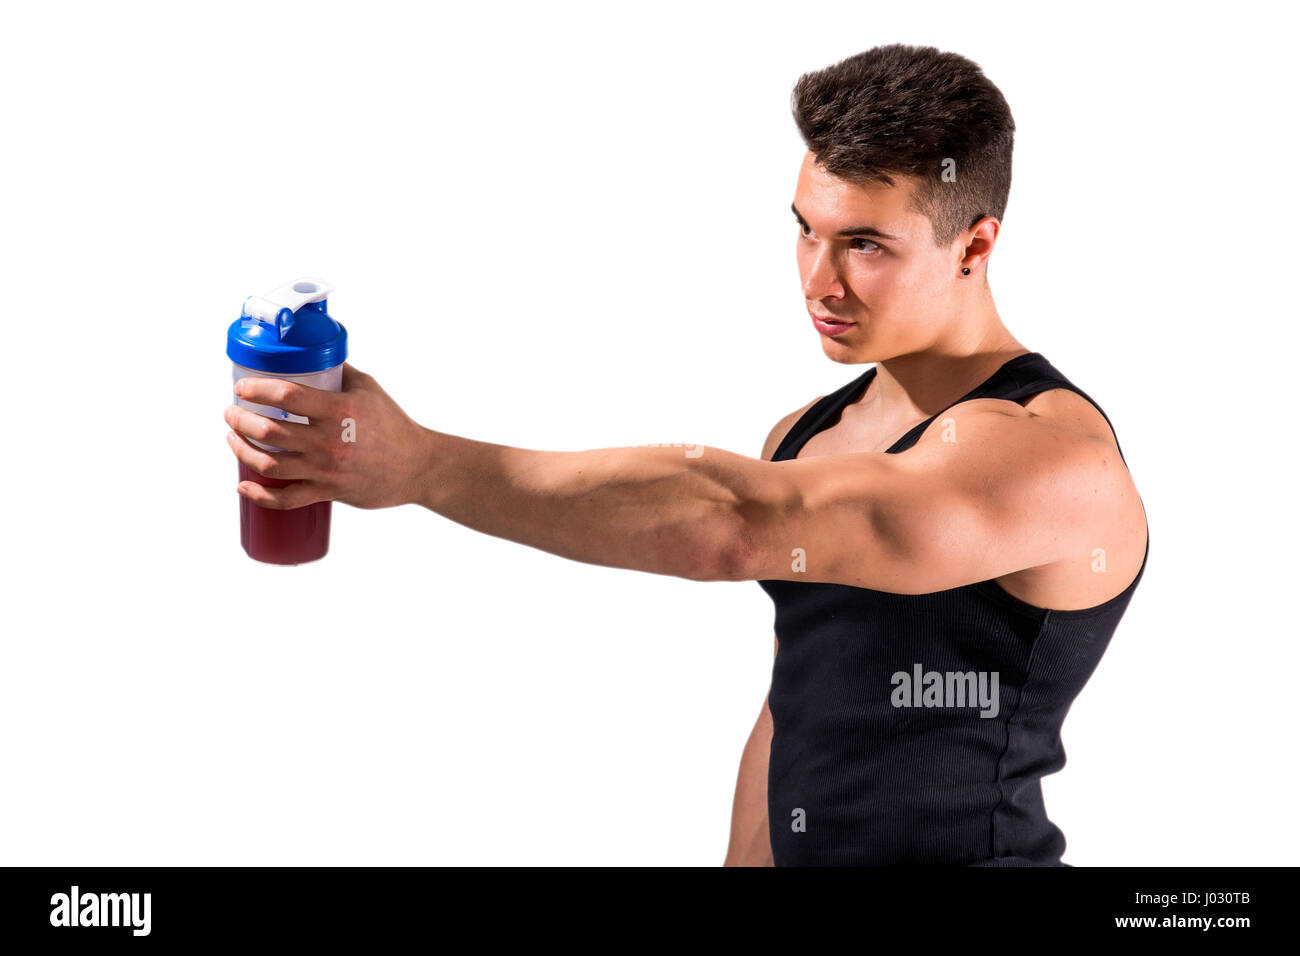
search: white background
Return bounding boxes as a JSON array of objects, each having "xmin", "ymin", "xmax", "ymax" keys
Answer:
[{"xmin": 2, "ymin": 0, "xmax": 1296, "ymax": 865}]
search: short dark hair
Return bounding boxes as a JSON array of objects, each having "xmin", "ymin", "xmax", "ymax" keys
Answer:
[{"xmin": 791, "ymin": 44, "xmax": 1015, "ymax": 248}]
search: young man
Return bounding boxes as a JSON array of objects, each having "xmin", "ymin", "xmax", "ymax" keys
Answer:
[{"xmin": 224, "ymin": 44, "xmax": 1149, "ymax": 866}]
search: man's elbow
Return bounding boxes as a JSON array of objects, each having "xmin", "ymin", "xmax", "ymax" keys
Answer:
[{"xmin": 681, "ymin": 506, "xmax": 760, "ymax": 583}]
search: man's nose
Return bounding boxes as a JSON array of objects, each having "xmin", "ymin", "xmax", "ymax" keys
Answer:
[{"xmin": 801, "ymin": 243, "xmax": 844, "ymax": 300}]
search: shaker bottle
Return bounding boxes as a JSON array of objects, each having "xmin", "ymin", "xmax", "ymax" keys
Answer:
[{"xmin": 226, "ymin": 277, "xmax": 348, "ymax": 564}]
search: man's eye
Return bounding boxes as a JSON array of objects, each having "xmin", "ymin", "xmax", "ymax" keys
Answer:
[
  {"xmin": 798, "ymin": 221, "xmax": 812, "ymax": 237},
  {"xmin": 851, "ymin": 238, "xmax": 880, "ymax": 253}
]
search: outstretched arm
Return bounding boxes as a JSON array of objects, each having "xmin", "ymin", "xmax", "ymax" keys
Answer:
[{"xmin": 223, "ymin": 365, "xmax": 1134, "ymax": 590}]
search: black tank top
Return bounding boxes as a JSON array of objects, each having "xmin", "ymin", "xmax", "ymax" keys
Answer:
[{"xmin": 757, "ymin": 351, "xmax": 1149, "ymax": 866}]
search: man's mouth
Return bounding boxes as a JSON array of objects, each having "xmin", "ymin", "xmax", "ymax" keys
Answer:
[{"xmin": 810, "ymin": 312, "xmax": 856, "ymax": 337}]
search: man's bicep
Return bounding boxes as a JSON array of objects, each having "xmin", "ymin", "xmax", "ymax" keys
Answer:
[
  {"xmin": 748, "ymin": 407, "xmax": 1119, "ymax": 593},
  {"xmin": 869, "ymin": 409, "xmax": 1123, "ymax": 591}
]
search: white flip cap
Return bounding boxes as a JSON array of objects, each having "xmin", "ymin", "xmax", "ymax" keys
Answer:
[{"xmin": 241, "ymin": 277, "xmax": 335, "ymax": 338}]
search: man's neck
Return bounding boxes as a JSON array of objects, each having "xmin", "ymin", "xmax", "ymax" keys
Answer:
[{"xmin": 865, "ymin": 300, "xmax": 1027, "ymax": 423}]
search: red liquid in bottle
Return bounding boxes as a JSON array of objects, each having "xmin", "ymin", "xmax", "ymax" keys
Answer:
[{"xmin": 238, "ymin": 461, "xmax": 331, "ymax": 564}]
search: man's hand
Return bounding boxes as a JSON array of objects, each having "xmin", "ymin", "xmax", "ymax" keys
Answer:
[{"xmin": 223, "ymin": 363, "xmax": 434, "ymax": 511}]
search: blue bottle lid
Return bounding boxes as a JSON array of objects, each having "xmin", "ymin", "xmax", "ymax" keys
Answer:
[{"xmin": 227, "ymin": 277, "xmax": 348, "ymax": 374}]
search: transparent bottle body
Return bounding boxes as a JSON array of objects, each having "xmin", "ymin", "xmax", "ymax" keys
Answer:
[{"xmin": 231, "ymin": 363, "xmax": 343, "ymax": 565}]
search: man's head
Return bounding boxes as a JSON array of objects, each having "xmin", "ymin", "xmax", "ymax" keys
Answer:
[{"xmin": 789, "ymin": 44, "xmax": 1016, "ymax": 362}]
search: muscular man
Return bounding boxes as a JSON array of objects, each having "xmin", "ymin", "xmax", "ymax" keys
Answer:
[{"xmin": 223, "ymin": 44, "xmax": 1149, "ymax": 866}]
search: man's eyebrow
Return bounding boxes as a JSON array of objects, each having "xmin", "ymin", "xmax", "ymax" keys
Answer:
[{"xmin": 791, "ymin": 202, "xmax": 900, "ymax": 241}]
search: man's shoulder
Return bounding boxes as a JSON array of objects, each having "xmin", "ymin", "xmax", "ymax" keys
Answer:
[
  {"xmin": 924, "ymin": 384, "xmax": 1122, "ymax": 456},
  {"xmin": 907, "ymin": 395, "xmax": 1144, "ymax": 548},
  {"xmin": 911, "ymin": 395, "xmax": 1119, "ymax": 471},
  {"xmin": 1018, "ymin": 386, "xmax": 1119, "ymax": 446}
]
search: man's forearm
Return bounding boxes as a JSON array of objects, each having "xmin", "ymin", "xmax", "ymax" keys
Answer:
[{"xmin": 413, "ymin": 428, "xmax": 776, "ymax": 580}]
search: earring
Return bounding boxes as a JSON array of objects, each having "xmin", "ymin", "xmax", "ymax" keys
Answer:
[{"xmin": 961, "ymin": 267, "xmax": 971, "ymax": 276}]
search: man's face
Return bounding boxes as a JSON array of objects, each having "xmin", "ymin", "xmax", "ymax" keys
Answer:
[{"xmin": 792, "ymin": 150, "xmax": 962, "ymax": 363}]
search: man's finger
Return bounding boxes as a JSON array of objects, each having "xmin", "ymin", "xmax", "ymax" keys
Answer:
[
  {"xmin": 237, "ymin": 478, "xmax": 330, "ymax": 511},
  {"xmin": 223, "ymin": 404, "xmax": 314, "ymax": 452},
  {"xmin": 227, "ymin": 431, "xmax": 316, "ymax": 481},
  {"xmin": 234, "ymin": 376, "xmax": 332, "ymax": 419}
]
